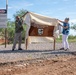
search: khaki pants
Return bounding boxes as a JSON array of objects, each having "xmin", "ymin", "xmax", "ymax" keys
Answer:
[{"xmin": 12, "ymin": 32, "xmax": 22, "ymax": 49}]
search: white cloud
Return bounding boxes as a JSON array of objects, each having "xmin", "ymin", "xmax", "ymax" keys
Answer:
[{"xmin": 70, "ymin": 19, "xmax": 76, "ymax": 23}]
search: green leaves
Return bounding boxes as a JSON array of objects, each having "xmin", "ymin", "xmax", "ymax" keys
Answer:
[
  {"xmin": 13, "ymin": 9, "xmax": 27, "ymax": 20},
  {"xmin": 71, "ymin": 24, "xmax": 76, "ymax": 30}
]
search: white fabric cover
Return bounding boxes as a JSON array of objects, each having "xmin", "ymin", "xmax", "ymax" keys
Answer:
[{"xmin": 23, "ymin": 12, "xmax": 61, "ymax": 43}]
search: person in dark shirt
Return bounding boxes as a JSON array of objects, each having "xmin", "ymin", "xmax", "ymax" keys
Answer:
[
  {"xmin": 12, "ymin": 16, "xmax": 23, "ymax": 51},
  {"xmin": 58, "ymin": 18, "xmax": 70, "ymax": 51}
]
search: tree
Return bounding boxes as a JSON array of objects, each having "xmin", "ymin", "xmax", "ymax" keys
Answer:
[
  {"xmin": 13, "ymin": 9, "xmax": 27, "ymax": 19},
  {"xmin": 7, "ymin": 19, "xmax": 15, "ymax": 42},
  {"xmin": 0, "ymin": 28, "xmax": 5, "ymax": 36},
  {"xmin": 71, "ymin": 24, "xmax": 76, "ymax": 30}
]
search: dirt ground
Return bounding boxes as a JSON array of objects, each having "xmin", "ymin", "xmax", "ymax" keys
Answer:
[
  {"xmin": 0, "ymin": 43, "xmax": 76, "ymax": 75},
  {"xmin": 0, "ymin": 55, "xmax": 76, "ymax": 75}
]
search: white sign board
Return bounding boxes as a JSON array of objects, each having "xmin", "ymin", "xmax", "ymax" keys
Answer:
[{"xmin": 0, "ymin": 9, "xmax": 7, "ymax": 28}]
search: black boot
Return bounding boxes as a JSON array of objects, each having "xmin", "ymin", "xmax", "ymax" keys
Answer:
[
  {"xmin": 60, "ymin": 48, "xmax": 64, "ymax": 50},
  {"xmin": 18, "ymin": 48, "xmax": 23, "ymax": 50},
  {"xmin": 12, "ymin": 49, "xmax": 14, "ymax": 51}
]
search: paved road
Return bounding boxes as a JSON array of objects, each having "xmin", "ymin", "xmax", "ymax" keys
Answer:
[{"xmin": 0, "ymin": 43, "xmax": 76, "ymax": 63}]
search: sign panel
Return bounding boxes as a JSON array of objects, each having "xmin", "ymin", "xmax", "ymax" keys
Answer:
[
  {"xmin": 29, "ymin": 26, "xmax": 54, "ymax": 37},
  {"xmin": 0, "ymin": 9, "xmax": 7, "ymax": 28}
]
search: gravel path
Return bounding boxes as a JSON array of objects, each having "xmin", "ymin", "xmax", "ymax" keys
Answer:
[{"xmin": 0, "ymin": 43, "xmax": 76, "ymax": 63}]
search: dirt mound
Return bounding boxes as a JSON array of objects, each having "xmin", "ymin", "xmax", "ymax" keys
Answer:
[{"xmin": 0, "ymin": 55, "xmax": 76, "ymax": 75}]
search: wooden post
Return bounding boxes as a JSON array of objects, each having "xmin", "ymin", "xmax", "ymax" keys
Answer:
[
  {"xmin": 26, "ymin": 38, "xmax": 28, "ymax": 50},
  {"xmin": 5, "ymin": 28, "xmax": 7, "ymax": 48},
  {"xmin": 53, "ymin": 37, "xmax": 56, "ymax": 50}
]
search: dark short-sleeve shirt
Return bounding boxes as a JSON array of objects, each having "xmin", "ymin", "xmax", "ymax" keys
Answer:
[
  {"xmin": 15, "ymin": 19, "xmax": 23, "ymax": 33},
  {"xmin": 62, "ymin": 22, "xmax": 70, "ymax": 35}
]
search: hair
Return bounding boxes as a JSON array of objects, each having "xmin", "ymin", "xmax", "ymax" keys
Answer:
[
  {"xmin": 65, "ymin": 17, "xmax": 69, "ymax": 21},
  {"xmin": 16, "ymin": 16, "xmax": 20, "ymax": 20}
]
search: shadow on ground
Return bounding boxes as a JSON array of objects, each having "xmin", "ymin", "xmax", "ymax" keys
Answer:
[{"xmin": 0, "ymin": 50, "xmax": 76, "ymax": 56}]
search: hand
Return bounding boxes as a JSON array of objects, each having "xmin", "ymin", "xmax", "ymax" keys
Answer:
[
  {"xmin": 57, "ymin": 19, "xmax": 64, "ymax": 23},
  {"xmin": 58, "ymin": 23, "xmax": 61, "ymax": 25},
  {"xmin": 57, "ymin": 19, "xmax": 59, "ymax": 21},
  {"xmin": 58, "ymin": 23, "xmax": 63, "ymax": 27}
]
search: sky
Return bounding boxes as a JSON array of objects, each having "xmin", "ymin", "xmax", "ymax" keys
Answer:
[{"xmin": 0, "ymin": 0, "xmax": 76, "ymax": 35}]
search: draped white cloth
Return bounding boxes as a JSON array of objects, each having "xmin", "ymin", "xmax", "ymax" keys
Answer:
[{"xmin": 23, "ymin": 12, "xmax": 61, "ymax": 43}]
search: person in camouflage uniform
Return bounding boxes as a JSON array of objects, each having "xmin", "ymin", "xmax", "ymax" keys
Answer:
[{"xmin": 12, "ymin": 16, "xmax": 23, "ymax": 51}]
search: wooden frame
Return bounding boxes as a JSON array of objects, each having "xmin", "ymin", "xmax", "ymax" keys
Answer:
[{"xmin": 26, "ymin": 37, "xmax": 56, "ymax": 50}]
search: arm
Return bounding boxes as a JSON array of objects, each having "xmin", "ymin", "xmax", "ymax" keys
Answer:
[
  {"xmin": 63, "ymin": 26, "xmax": 69, "ymax": 29},
  {"xmin": 57, "ymin": 19, "xmax": 64, "ymax": 27},
  {"xmin": 21, "ymin": 11, "xmax": 29, "ymax": 17},
  {"xmin": 57, "ymin": 19, "xmax": 64, "ymax": 23},
  {"xmin": 59, "ymin": 23, "xmax": 69, "ymax": 29}
]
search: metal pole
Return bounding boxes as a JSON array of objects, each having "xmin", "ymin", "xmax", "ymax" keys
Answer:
[
  {"xmin": 6, "ymin": 0, "xmax": 8, "ymax": 10},
  {"xmin": 5, "ymin": 0, "xmax": 8, "ymax": 48}
]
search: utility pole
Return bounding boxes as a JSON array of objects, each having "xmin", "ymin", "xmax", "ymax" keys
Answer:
[
  {"xmin": 5, "ymin": 0, "xmax": 8, "ymax": 48},
  {"xmin": 6, "ymin": 0, "xmax": 8, "ymax": 10}
]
